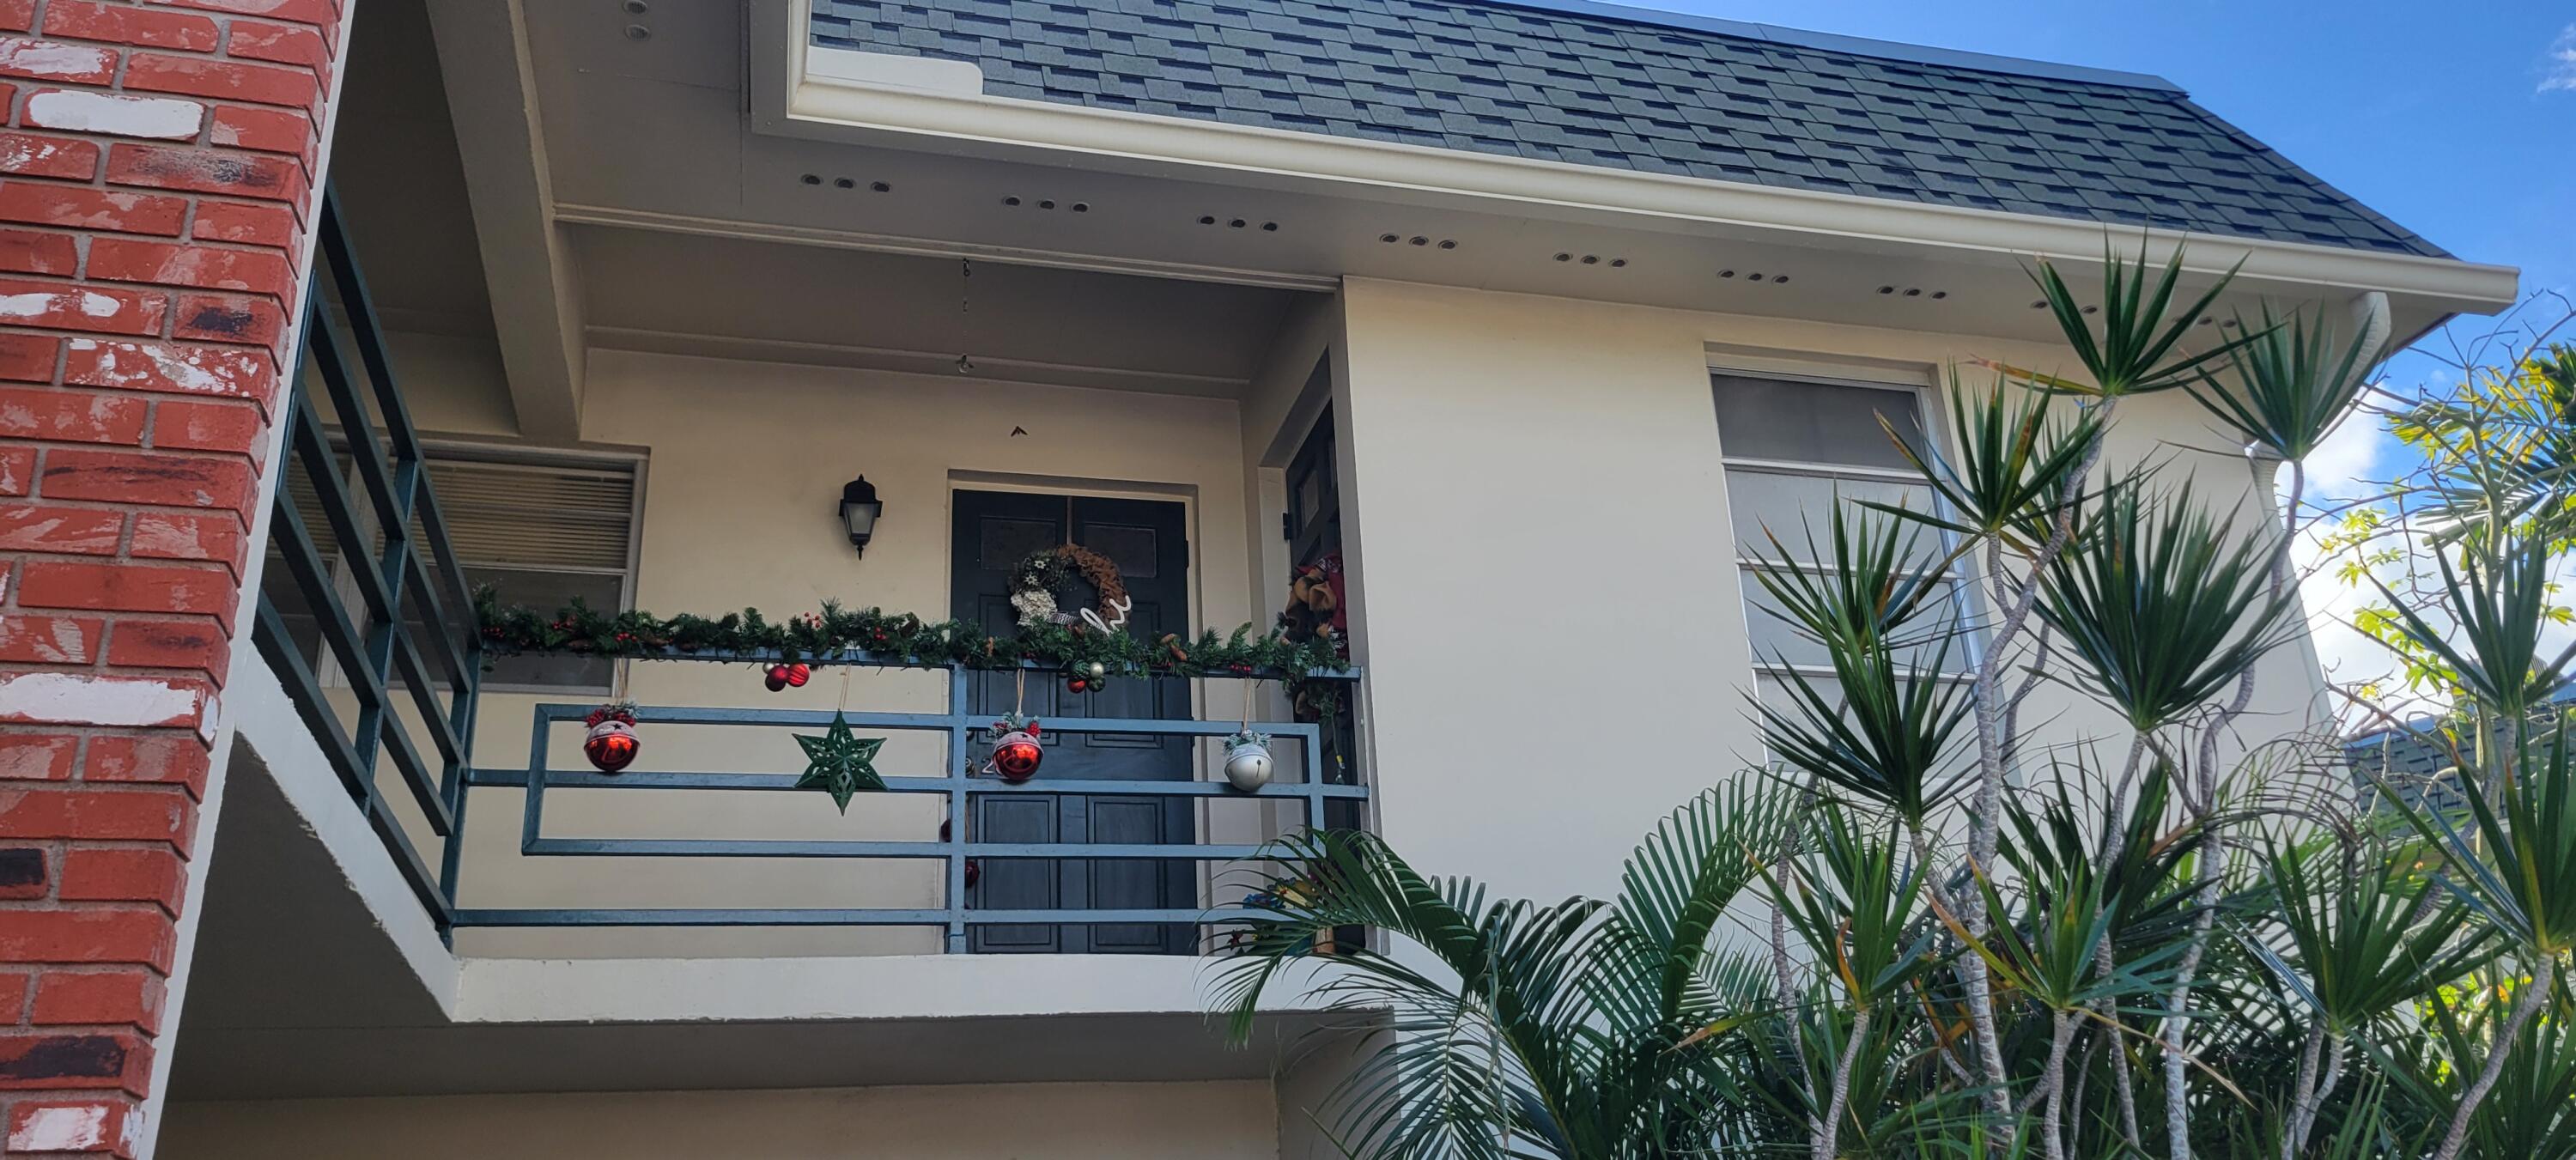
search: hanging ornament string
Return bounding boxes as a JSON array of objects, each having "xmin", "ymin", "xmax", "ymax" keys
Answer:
[{"xmin": 954, "ymin": 258, "xmax": 975, "ymax": 374}]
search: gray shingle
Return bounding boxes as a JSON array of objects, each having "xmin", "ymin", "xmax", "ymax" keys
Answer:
[{"xmin": 812, "ymin": 0, "xmax": 2444, "ymax": 256}]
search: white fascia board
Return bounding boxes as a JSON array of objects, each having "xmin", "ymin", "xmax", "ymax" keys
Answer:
[{"xmin": 758, "ymin": 7, "xmax": 2517, "ymax": 313}]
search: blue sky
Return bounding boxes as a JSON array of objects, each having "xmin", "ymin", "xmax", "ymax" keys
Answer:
[{"xmin": 1651, "ymin": 0, "xmax": 2574, "ymax": 381}]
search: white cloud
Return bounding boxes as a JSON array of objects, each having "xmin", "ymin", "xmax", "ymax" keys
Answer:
[{"xmin": 2543, "ymin": 25, "xmax": 2576, "ymax": 93}]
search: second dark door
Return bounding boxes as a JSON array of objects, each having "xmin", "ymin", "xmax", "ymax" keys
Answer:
[{"xmin": 951, "ymin": 489, "xmax": 1195, "ymax": 954}]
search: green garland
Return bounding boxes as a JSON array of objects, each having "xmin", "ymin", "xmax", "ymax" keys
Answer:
[{"xmin": 472, "ymin": 591, "xmax": 1352, "ymax": 714}]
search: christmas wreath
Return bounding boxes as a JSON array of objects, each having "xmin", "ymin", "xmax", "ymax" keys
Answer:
[{"xmin": 1010, "ymin": 544, "xmax": 1131, "ymax": 633}]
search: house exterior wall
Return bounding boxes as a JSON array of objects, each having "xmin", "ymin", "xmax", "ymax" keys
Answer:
[
  {"xmin": 1331, "ymin": 276, "xmax": 2328, "ymax": 906},
  {"xmin": 0, "ymin": 3, "xmax": 349, "ymax": 1157},
  {"xmin": 157, "ymin": 1079, "xmax": 1278, "ymax": 1159}
]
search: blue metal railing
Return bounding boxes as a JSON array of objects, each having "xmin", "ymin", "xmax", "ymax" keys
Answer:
[
  {"xmin": 250, "ymin": 187, "xmax": 482, "ymax": 932},
  {"xmin": 454, "ymin": 662, "xmax": 1366, "ymax": 953}
]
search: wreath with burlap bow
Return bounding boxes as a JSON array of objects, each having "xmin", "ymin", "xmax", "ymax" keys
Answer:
[{"xmin": 1008, "ymin": 544, "xmax": 1132, "ymax": 633}]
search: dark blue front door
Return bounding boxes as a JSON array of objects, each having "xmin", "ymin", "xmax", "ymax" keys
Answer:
[{"xmin": 951, "ymin": 489, "xmax": 1195, "ymax": 954}]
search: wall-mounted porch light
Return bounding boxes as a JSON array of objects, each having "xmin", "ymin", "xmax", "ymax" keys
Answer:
[{"xmin": 840, "ymin": 477, "xmax": 883, "ymax": 556}]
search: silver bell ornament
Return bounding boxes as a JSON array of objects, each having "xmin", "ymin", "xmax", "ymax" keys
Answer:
[{"xmin": 1222, "ymin": 729, "xmax": 1274, "ymax": 792}]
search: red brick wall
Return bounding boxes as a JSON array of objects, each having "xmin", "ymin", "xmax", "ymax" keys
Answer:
[{"xmin": 0, "ymin": 2, "xmax": 346, "ymax": 1156}]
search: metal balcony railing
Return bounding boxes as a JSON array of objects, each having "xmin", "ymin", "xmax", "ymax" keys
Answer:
[
  {"xmin": 455, "ymin": 660, "xmax": 1365, "ymax": 953},
  {"xmin": 250, "ymin": 188, "xmax": 483, "ymax": 929}
]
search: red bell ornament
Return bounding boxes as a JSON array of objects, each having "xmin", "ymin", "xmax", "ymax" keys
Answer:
[
  {"xmin": 584, "ymin": 717, "xmax": 641, "ymax": 774},
  {"xmin": 986, "ymin": 720, "xmax": 1043, "ymax": 783}
]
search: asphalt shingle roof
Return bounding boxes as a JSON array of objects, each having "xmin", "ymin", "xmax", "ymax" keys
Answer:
[{"xmin": 810, "ymin": 0, "xmax": 2445, "ymax": 258}]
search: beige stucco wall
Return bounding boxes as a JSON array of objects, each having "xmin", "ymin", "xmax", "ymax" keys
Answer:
[
  {"xmin": 161, "ymin": 1080, "xmax": 1277, "ymax": 1159},
  {"xmin": 1332, "ymin": 276, "xmax": 2328, "ymax": 905}
]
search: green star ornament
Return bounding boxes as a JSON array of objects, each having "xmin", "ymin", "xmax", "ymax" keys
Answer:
[{"xmin": 794, "ymin": 710, "xmax": 887, "ymax": 813}]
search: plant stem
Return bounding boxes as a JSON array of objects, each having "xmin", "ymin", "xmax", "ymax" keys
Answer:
[
  {"xmin": 1818, "ymin": 1006, "xmax": 1872, "ymax": 1160},
  {"xmin": 2432, "ymin": 973, "xmax": 2549, "ymax": 1160},
  {"xmin": 2281, "ymin": 1023, "xmax": 2324, "ymax": 1160},
  {"xmin": 2042, "ymin": 1009, "xmax": 2077, "ymax": 1160}
]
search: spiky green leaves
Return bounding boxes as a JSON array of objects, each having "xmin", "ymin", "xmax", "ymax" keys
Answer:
[
  {"xmin": 2008, "ymin": 240, "xmax": 2255, "ymax": 399},
  {"xmin": 2187, "ymin": 304, "xmax": 2379, "ymax": 463},
  {"xmin": 2242, "ymin": 837, "xmax": 2496, "ymax": 1035},
  {"xmin": 1874, "ymin": 374, "xmax": 2103, "ymax": 555},
  {"xmin": 2037, "ymin": 483, "xmax": 2299, "ymax": 732}
]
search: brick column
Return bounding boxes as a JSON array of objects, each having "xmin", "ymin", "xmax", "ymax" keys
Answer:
[{"xmin": 0, "ymin": 2, "xmax": 347, "ymax": 1157}]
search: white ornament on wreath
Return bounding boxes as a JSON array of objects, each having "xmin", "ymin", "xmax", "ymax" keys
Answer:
[{"xmin": 1223, "ymin": 728, "xmax": 1274, "ymax": 792}]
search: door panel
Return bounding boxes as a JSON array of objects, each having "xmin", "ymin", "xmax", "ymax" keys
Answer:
[{"xmin": 952, "ymin": 489, "xmax": 1194, "ymax": 954}]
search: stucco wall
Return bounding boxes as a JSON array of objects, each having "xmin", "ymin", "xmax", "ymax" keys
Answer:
[
  {"xmin": 160, "ymin": 1080, "xmax": 1277, "ymax": 1159},
  {"xmin": 1332, "ymin": 277, "xmax": 2328, "ymax": 906}
]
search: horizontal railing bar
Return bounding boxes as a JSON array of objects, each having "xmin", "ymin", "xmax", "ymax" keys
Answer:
[
  {"xmin": 525, "ymin": 837, "xmax": 1273, "ymax": 859},
  {"xmin": 466, "ymin": 768, "xmax": 1369, "ymax": 798},
  {"xmin": 502, "ymin": 647, "xmax": 1361, "ymax": 681},
  {"xmin": 450, "ymin": 908, "xmax": 1291, "ymax": 927},
  {"xmin": 528, "ymin": 702, "xmax": 1324, "ymax": 740}
]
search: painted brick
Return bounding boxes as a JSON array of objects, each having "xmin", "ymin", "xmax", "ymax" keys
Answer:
[
  {"xmin": 105, "ymin": 143, "xmax": 304, "ymax": 205},
  {"xmin": 0, "ymin": 615, "xmax": 105, "ymax": 663},
  {"xmin": 170, "ymin": 292, "xmax": 286, "ymax": 349},
  {"xmin": 156, "ymin": 0, "xmax": 338, "ymax": 26},
  {"xmin": 17, "ymin": 559, "xmax": 236, "ymax": 617},
  {"xmin": 33, "ymin": 970, "xmax": 165, "ymax": 1032},
  {"xmin": 0, "ymin": 38, "xmax": 117, "ymax": 85},
  {"xmin": 44, "ymin": 1, "xmax": 221, "ymax": 52},
  {"xmin": 0, "ymin": 733, "xmax": 77, "ymax": 780},
  {"xmin": 204, "ymin": 102, "xmax": 311, "ymax": 161},
  {"xmin": 0, "ymin": 1029, "xmax": 151, "ymax": 1095},
  {"xmin": 0, "ymin": 445, "xmax": 33, "ymax": 495},
  {"xmin": 128, "ymin": 510, "xmax": 243, "ymax": 574},
  {"xmin": 7, "ymin": 1098, "xmax": 137, "ymax": 1157},
  {"xmin": 64, "ymin": 339, "xmax": 276, "ymax": 406},
  {"xmin": 0, "ymin": 184, "xmax": 190, "ymax": 238},
  {"xmin": 0, "ymin": 787, "xmax": 192, "ymax": 847},
  {"xmin": 0, "ymin": 131, "xmax": 100, "ymax": 179},
  {"xmin": 187, "ymin": 200, "xmax": 294, "ymax": 249},
  {"xmin": 104, "ymin": 618, "xmax": 225, "ymax": 677},
  {"xmin": 0, "ymin": 844, "xmax": 44, "ymax": 896},
  {"xmin": 0, "ymin": 971, "xmax": 25, "ymax": 1020},
  {"xmin": 0, "ymin": 331, "xmax": 56, "ymax": 381},
  {"xmin": 0, "ymin": 388, "xmax": 148, "ymax": 444},
  {"xmin": 123, "ymin": 52, "xmax": 315, "ymax": 109},
  {"xmin": 148, "ymin": 398, "xmax": 261, "ymax": 454},
  {"xmin": 0, "ymin": 278, "xmax": 167, "ymax": 336},
  {"xmin": 226, "ymin": 20, "xmax": 326, "ymax": 71},
  {"xmin": 82, "ymin": 734, "xmax": 207, "ymax": 798},
  {"xmin": 0, "ymin": 0, "xmax": 29, "ymax": 33},
  {"xmin": 20, "ymin": 89, "xmax": 204, "ymax": 142},
  {"xmin": 38, "ymin": 448, "xmax": 255, "ymax": 516},
  {"xmin": 0, "ymin": 671, "xmax": 209, "ymax": 731},
  {"xmin": 86, "ymin": 239, "xmax": 297, "ymax": 297},
  {"xmin": 57, "ymin": 850, "xmax": 184, "ymax": 920},
  {"xmin": 0, "ymin": 507, "xmax": 124, "ymax": 554},
  {"xmin": 0, "ymin": 227, "xmax": 76, "ymax": 276}
]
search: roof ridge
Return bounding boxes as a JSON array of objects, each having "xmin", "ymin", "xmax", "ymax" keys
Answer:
[{"xmin": 1436, "ymin": 0, "xmax": 2189, "ymax": 94}]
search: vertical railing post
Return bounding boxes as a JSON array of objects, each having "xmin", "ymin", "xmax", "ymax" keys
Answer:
[{"xmin": 945, "ymin": 664, "xmax": 972, "ymax": 954}]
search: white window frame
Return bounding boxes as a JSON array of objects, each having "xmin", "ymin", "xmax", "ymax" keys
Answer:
[
  {"xmin": 1710, "ymin": 365, "xmax": 1984, "ymax": 690},
  {"xmin": 422, "ymin": 439, "xmax": 648, "ymax": 696}
]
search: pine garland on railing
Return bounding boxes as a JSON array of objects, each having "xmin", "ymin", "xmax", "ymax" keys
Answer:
[{"xmin": 472, "ymin": 591, "xmax": 1354, "ymax": 709}]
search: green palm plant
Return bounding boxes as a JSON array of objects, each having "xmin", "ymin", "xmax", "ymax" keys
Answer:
[
  {"xmin": 1994, "ymin": 240, "xmax": 2254, "ymax": 400},
  {"xmin": 1871, "ymin": 374, "xmax": 2105, "ymax": 556},
  {"xmin": 2036, "ymin": 483, "xmax": 2300, "ymax": 737},
  {"xmin": 2383, "ymin": 975, "xmax": 2576, "ymax": 1160},
  {"xmin": 1216, "ymin": 783, "xmax": 1792, "ymax": 1159},
  {"xmin": 2186, "ymin": 305, "xmax": 2382, "ymax": 463},
  {"xmin": 2239, "ymin": 837, "xmax": 2500, "ymax": 1157}
]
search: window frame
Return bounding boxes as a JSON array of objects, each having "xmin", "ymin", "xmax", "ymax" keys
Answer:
[
  {"xmin": 1710, "ymin": 365, "xmax": 1984, "ymax": 690},
  {"xmin": 410, "ymin": 438, "xmax": 647, "ymax": 696}
]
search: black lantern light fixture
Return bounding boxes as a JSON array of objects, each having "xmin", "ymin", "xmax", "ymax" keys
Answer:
[{"xmin": 839, "ymin": 477, "xmax": 883, "ymax": 556}]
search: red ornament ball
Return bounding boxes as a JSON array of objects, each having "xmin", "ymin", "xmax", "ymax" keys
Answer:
[
  {"xmin": 583, "ymin": 719, "xmax": 641, "ymax": 774},
  {"xmin": 1066, "ymin": 677, "xmax": 1089, "ymax": 694},
  {"xmin": 992, "ymin": 732, "xmax": 1043, "ymax": 783},
  {"xmin": 763, "ymin": 666, "xmax": 788, "ymax": 692},
  {"xmin": 785, "ymin": 663, "xmax": 811, "ymax": 687}
]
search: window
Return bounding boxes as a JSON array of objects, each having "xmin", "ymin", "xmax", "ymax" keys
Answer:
[
  {"xmin": 280, "ymin": 445, "xmax": 642, "ymax": 693},
  {"xmin": 1711, "ymin": 371, "xmax": 1975, "ymax": 718}
]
